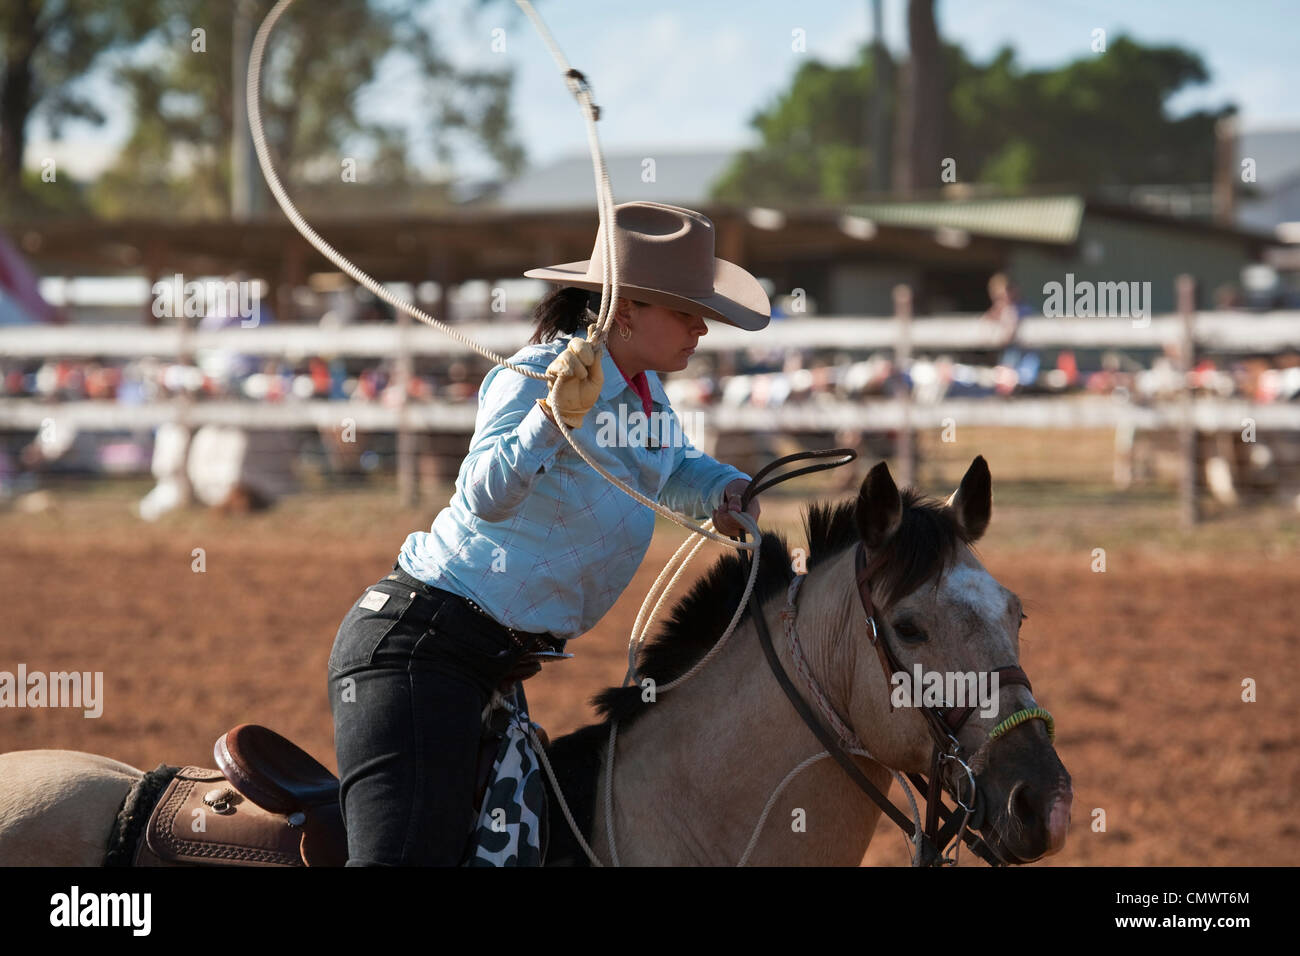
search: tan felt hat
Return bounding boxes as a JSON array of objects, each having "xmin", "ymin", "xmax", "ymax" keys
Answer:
[{"xmin": 524, "ymin": 201, "xmax": 770, "ymax": 331}]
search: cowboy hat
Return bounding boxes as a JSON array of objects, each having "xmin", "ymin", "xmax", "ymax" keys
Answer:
[{"xmin": 524, "ymin": 201, "xmax": 770, "ymax": 331}]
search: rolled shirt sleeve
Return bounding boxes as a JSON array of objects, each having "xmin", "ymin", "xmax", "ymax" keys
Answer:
[{"xmin": 658, "ymin": 424, "xmax": 750, "ymax": 520}]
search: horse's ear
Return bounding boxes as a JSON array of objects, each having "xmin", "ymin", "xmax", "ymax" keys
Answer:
[
  {"xmin": 855, "ymin": 461, "xmax": 903, "ymax": 549},
  {"xmin": 945, "ymin": 455, "xmax": 992, "ymax": 541}
]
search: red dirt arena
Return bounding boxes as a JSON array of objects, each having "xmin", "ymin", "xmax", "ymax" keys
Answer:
[{"xmin": 1, "ymin": 461, "xmax": 1295, "ymax": 866}]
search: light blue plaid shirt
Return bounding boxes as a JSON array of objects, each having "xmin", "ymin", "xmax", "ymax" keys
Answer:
[{"xmin": 397, "ymin": 330, "xmax": 748, "ymax": 640}]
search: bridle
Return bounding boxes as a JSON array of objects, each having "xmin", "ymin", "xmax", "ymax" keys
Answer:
[{"xmin": 737, "ymin": 449, "xmax": 1056, "ymax": 867}]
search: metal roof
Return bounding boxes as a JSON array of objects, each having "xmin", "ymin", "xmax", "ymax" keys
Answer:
[
  {"xmin": 488, "ymin": 149, "xmax": 737, "ymax": 210},
  {"xmin": 846, "ymin": 195, "xmax": 1087, "ymax": 244}
]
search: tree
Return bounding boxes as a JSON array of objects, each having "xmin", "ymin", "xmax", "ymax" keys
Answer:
[
  {"xmin": 711, "ymin": 44, "xmax": 896, "ymax": 205},
  {"xmin": 0, "ymin": 0, "xmax": 160, "ymax": 217},
  {"xmin": 892, "ymin": 0, "xmax": 943, "ymax": 195},
  {"xmin": 711, "ymin": 26, "xmax": 1232, "ymax": 204},
  {"xmin": 867, "ymin": 0, "xmax": 893, "ymax": 193},
  {"xmin": 946, "ymin": 35, "xmax": 1229, "ymax": 189},
  {"xmin": 92, "ymin": 0, "xmax": 527, "ymax": 218}
]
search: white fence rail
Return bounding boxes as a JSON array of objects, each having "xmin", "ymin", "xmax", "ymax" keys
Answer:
[
  {"xmin": 3, "ymin": 396, "xmax": 1295, "ymax": 433},
  {"xmin": 1, "ymin": 312, "xmax": 1299, "ymax": 358},
  {"xmin": 3, "ymin": 296, "xmax": 1296, "ymax": 524}
]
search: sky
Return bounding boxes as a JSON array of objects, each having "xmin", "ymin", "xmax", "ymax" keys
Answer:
[{"xmin": 24, "ymin": 0, "xmax": 1300, "ymax": 183}]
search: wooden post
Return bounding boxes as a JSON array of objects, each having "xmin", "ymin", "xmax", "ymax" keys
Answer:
[
  {"xmin": 173, "ymin": 277, "xmax": 194, "ymax": 507},
  {"xmin": 430, "ymin": 250, "xmax": 455, "ymax": 325},
  {"xmin": 1176, "ymin": 274, "xmax": 1199, "ymax": 528},
  {"xmin": 1113, "ymin": 419, "xmax": 1135, "ymax": 490},
  {"xmin": 716, "ymin": 215, "xmax": 745, "ymax": 266},
  {"xmin": 276, "ymin": 241, "xmax": 304, "ymax": 324},
  {"xmin": 395, "ymin": 306, "xmax": 417, "ymax": 508},
  {"xmin": 893, "ymin": 283, "xmax": 916, "ymax": 489},
  {"xmin": 142, "ymin": 242, "xmax": 164, "ymax": 327}
]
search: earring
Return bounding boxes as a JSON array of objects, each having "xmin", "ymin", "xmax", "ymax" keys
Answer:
[{"xmin": 617, "ymin": 323, "xmax": 632, "ymax": 341}]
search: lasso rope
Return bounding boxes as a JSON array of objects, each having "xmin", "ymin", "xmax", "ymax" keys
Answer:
[
  {"xmin": 735, "ymin": 569, "xmax": 924, "ymax": 868},
  {"xmin": 246, "ymin": 0, "xmax": 751, "ymax": 550},
  {"xmin": 736, "ymin": 747, "xmax": 923, "ymax": 867},
  {"xmin": 783, "ymin": 574, "xmax": 860, "ymax": 748},
  {"xmin": 246, "ymin": 0, "xmax": 778, "ymax": 867}
]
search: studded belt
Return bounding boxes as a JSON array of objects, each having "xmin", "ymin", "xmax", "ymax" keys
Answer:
[
  {"xmin": 386, "ymin": 566, "xmax": 565, "ymax": 656},
  {"xmin": 457, "ymin": 593, "xmax": 566, "ymax": 654}
]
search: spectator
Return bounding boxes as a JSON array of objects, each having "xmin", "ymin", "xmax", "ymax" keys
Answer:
[{"xmin": 982, "ymin": 273, "xmax": 1039, "ymax": 394}]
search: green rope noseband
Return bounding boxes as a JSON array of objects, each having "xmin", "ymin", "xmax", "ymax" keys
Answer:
[{"xmin": 988, "ymin": 707, "xmax": 1056, "ymax": 744}]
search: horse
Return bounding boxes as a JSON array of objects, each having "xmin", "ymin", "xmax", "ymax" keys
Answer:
[{"xmin": 0, "ymin": 456, "xmax": 1071, "ymax": 866}]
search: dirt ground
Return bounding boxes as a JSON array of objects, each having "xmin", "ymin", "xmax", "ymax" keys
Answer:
[{"xmin": 1, "ymin": 476, "xmax": 1296, "ymax": 866}]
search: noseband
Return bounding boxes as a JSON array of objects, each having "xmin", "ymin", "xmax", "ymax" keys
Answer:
[{"xmin": 739, "ymin": 450, "xmax": 1056, "ymax": 867}]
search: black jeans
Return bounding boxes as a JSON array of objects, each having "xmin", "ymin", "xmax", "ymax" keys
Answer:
[{"xmin": 327, "ymin": 564, "xmax": 537, "ymax": 866}]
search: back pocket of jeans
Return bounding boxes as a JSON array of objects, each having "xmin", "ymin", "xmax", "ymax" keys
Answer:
[{"xmin": 328, "ymin": 581, "xmax": 421, "ymax": 673}]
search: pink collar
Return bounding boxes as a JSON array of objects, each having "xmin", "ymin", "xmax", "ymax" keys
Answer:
[{"xmin": 611, "ymin": 356, "xmax": 653, "ymax": 418}]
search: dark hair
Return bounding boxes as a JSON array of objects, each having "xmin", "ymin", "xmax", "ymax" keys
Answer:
[
  {"xmin": 529, "ymin": 287, "xmax": 595, "ymax": 344},
  {"xmin": 528, "ymin": 286, "xmax": 649, "ymax": 344}
]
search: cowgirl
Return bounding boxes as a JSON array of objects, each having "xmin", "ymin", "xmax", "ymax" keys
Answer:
[{"xmin": 328, "ymin": 201, "xmax": 770, "ymax": 865}]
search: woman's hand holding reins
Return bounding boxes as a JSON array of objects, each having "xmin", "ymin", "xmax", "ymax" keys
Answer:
[{"xmin": 713, "ymin": 477, "xmax": 759, "ymax": 538}]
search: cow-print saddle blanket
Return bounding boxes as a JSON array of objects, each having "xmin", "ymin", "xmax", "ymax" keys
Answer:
[{"xmin": 464, "ymin": 684, "xmax": 549, "ymax": 866}]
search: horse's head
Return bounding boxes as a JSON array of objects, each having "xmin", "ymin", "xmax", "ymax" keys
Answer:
[{"xmin": 844, "ymin": 455, "xmax": 1072, "ymax": 863}]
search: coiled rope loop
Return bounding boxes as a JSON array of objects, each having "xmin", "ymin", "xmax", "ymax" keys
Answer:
[
  {"xmin": 246, "ymin": 0, "xmax": 801, "ymax": 868},
  {"xmin": 246, "ymin": 0, "xmax": 752, "ymax": 550}
]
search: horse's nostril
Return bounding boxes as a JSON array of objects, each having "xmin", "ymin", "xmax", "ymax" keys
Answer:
[
  {"xmin": 1045, "ymin": 789, "xmax": 1072, "ymax": 853},
  {"xmin": 1009, "ymin": 781, "xmax": 1039, "ymax": 831}
]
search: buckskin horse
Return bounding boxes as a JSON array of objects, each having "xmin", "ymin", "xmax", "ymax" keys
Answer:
[{"xmin": 0, "ymin": 457, "xmax": 1071, "ymax": 866}]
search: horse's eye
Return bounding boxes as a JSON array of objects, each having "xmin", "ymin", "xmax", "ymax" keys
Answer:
[{"xmin": 893, "ymin": 620, "xmax": 926, "ymax": 643}]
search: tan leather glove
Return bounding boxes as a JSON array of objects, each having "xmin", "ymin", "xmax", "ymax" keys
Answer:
[{"xmin": 541, "ymin": 324, "xmax": 604, "ymax": 428}]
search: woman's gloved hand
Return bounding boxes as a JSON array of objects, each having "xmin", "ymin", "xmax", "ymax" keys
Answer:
[{"xmin": 540, "ymin": 324, "xmax": 605, "ymax": 428}]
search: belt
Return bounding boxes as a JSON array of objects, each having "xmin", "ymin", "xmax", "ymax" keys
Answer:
[
  {"xmin": 386, "ymin": 566, "xmax": 565, "ymax": 656},
  {"xmin": 457, "ymin": 593, "xmax": 566, "ymax": 654}
]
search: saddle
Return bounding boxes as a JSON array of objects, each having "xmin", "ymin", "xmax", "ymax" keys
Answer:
[{"xmin": 134, "ymin": 722, "xmax": 518, "ymax": 866}]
